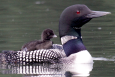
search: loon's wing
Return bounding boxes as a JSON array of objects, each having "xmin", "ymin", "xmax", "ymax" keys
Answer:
[
  {"xmin": 0, "ymin": 49, "xmax": 66, "ymax": 64},
  {"xmin": 52, "ymin": 44, "xmax": 63, "ymax": 50}
]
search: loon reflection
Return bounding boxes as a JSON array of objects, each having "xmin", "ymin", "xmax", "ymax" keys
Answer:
[{"xmin": 0, "ymin": 63, "xmax": 93, "ymax": 77}]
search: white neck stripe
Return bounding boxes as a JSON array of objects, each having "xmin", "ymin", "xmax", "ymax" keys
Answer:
[
  {"xmin": 61, "ymin": 36, "xmax": 78, "ymax": 45},
  {"xmin": 73, "ymin": 27, "xmax": 81, "ymax": 29}
]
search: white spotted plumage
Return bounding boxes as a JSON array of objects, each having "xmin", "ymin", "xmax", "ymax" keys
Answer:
[{"xmin": 15, "ymin": 45, "xmax": 66, "ymax": 63}]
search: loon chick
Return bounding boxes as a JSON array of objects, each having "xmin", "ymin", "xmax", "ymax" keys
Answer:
[
  {"xmin": 21, "ymin": 29, "xmax": 57, "ymax": 51},
  {"xmin": 0, "ymin": 4, "xmax": 111, "ymax": 64}
]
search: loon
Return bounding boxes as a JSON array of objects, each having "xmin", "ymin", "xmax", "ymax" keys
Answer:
[
  {"xmin": 20, "ymin": 29, "xmax": 57, "ymax": 51},
  {"xmin": 0, "ymin": 4, "xmax": 111, "ymax": 64}
]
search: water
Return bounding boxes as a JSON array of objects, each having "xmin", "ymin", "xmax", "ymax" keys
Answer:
[{"xmin": 0, "ymin": 0, "xmax": 115, "ymax": 77}]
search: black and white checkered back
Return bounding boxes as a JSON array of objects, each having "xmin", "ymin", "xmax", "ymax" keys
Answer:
[{"xmin": 0, "ymin": 44, "xmax": 66, "ymax": 64}]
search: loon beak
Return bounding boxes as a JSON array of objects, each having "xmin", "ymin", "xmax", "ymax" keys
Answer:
[
  {"xmin": 86, "ymin": 11, "xmax": 111, "ymax": 18},
  {"xmin": 53, "ymin": 35, "xmax": 57, "ymax": 38}
]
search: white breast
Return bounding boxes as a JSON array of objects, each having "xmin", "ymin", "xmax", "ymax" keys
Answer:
[{"xmin": 61, "ymin": 50, "xmax": 93, "ymax": 64}]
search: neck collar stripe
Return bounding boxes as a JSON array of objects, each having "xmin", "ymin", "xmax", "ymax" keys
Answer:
[{"xmin": 61, "ymin": 36, "xmax": 78, "ymax": 45}]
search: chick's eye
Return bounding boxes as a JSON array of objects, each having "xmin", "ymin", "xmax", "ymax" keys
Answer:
[{"xmin": 76, "ymin": 10, "xmax": 80, "ymax": 14}]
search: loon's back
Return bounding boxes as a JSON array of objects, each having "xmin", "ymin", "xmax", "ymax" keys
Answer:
[{"xmin": 0, "ymin": 44, "xmax": 65, "ymax": 64}]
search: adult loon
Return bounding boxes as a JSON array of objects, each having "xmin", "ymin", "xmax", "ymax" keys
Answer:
[
  {"xmin": 0, "ymin": 4, "xmax": 111, "ymax": 64},
  {"xmin": 21, "ymin": 29, "xmax": 57, "ymax": 51}
]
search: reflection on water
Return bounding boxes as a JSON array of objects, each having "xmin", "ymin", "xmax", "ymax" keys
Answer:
[
  {"xmin": 63, "ymin": 63, "xmax": 93, "ymax": 77},
  {"xmin": 1, "ymin": 57, "xmax": 115, "ymax": 77},
  {"xmin": 93, "ymin": 57, "xmax": 115, "ymax": 61},
  {"xmin": 0, "ymin": 63, "xmax": 93, "ymax": 77}
]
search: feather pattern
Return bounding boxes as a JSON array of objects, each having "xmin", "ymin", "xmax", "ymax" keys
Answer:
[{"xmin": 0, "ymin": 44, "xmax": 66, "ymax": 64}]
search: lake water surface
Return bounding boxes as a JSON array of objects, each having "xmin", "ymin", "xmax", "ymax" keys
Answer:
[{"xmin": 0, "ymin": 0, "xmax": 115, "ymax": 77}]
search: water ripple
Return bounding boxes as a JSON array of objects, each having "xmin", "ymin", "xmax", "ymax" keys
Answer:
[{"xmin": 93, "ymin": 57, "xmax": 115, "ymax": 61}]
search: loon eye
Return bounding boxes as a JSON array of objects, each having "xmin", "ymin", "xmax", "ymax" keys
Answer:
[{"xmin": 76, "ymin": 10, "xmax": 80, "ymax": 14}]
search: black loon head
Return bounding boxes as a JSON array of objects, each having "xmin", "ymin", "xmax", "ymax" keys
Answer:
[
  {"xmin": 59, "ymin": 4, "xmax": 111, "ymax": 56},
  {"xmin": 59, "ymin": 4, "xmax": 111, "ymax": 37},
  {"xmin": 41, "ymin": 29, "xmax": 57, "ymax": 41}
]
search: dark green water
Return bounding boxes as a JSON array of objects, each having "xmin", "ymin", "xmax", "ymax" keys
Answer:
[{"xmin": 0, "ymin": 0, "xmax": 115, "ymax": 77}]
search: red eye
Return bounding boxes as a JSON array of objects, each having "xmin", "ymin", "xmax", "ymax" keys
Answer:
[{"xmin": 76, "ymin": 10, "xmax": 80, "ymax": 14}]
